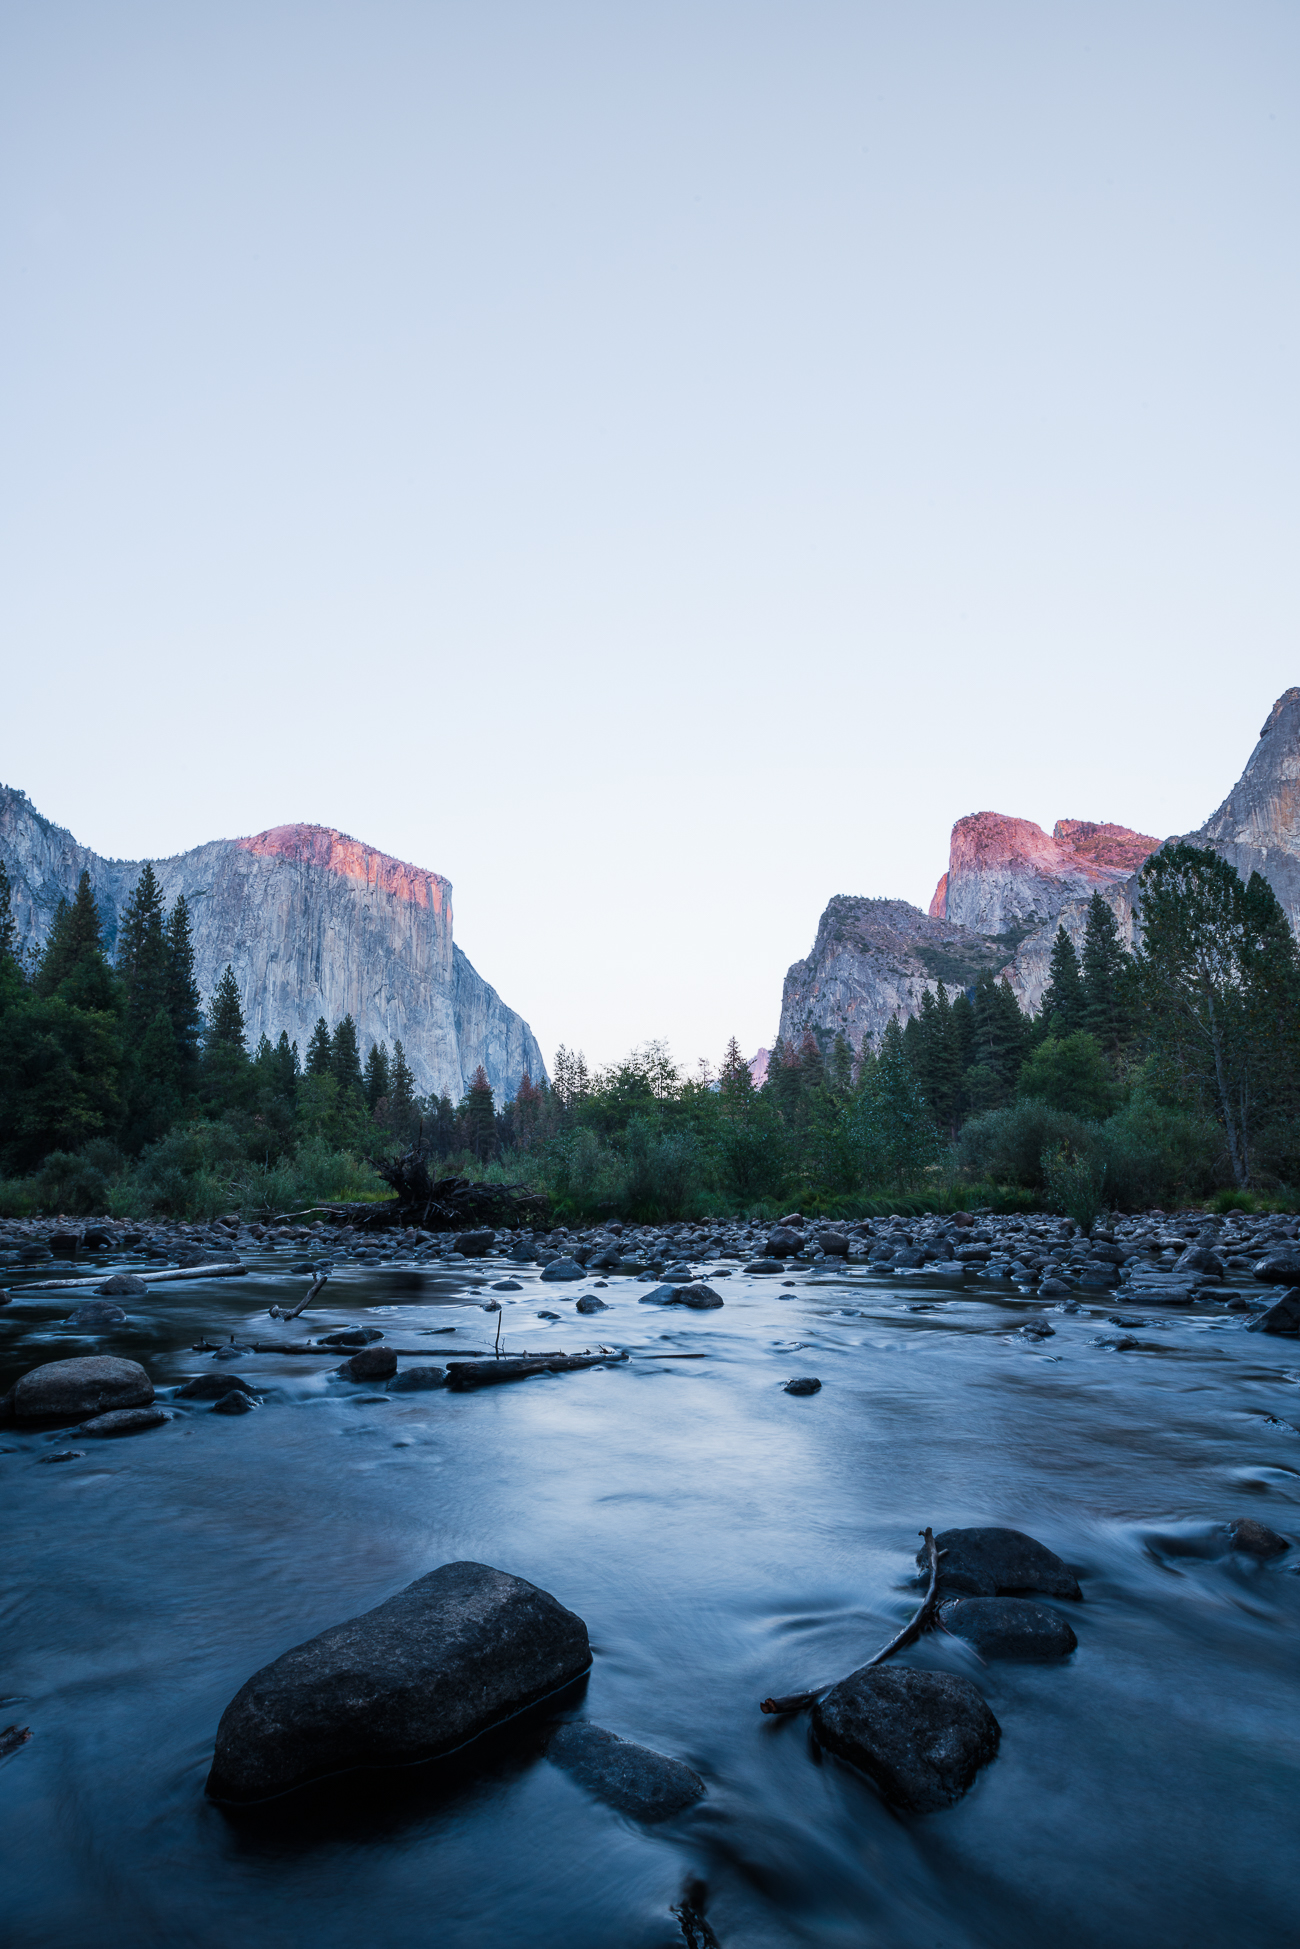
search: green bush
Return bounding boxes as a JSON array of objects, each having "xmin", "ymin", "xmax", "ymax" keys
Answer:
[
  {"xmin": 1018, "ymin": 1034, "xmax": 1120, "ymax": 1119},
  {"xmin": 956, "ymin": 1101, "xmax": 1099, "ymax": 1190},
  {"xmin": 1041, "ymin": 1142, "xmax": 1108, "ymax": 1235}
]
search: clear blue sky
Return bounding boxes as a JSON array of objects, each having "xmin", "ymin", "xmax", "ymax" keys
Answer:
[{"xmin": 2, "ymin": 1, "xmax": 1297, "ymax": 1073}]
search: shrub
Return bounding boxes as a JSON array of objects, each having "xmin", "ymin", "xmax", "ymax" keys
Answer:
[
  {"xmin": 956, "ymin": 1101, "xmax": 1099, "ymax": 1190},
  {"xmin": 1018, "ymin": 1034, "xmax": 1120, "ymax": 1119},
  {"xmin": 1041, "ymin": 1142, "xmax": 1108, "ymax": 1235}
]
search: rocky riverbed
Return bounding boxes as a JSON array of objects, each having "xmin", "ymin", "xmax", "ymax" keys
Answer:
[{"xmin": 1, "ymin": 1206, "xmax": 1298, "ymax": 1947}]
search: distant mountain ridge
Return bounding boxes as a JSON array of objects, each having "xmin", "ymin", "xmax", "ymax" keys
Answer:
[
  {"xmin": 0, "ymin": 790, "xmax": 545, "ymax": 1104},
  {"xmin": 778, "ymin": 688, "xmax": 1300, "ymax": 1053}
]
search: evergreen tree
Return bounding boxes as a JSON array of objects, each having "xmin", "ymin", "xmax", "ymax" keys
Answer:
[
  {"xmin": 856, "ymin": 1016, "xmax": 940, "ymax": 1189},
  {"xmin": 910, "ymin": 984, "xmax": 963, "ymax": 1138},
  {"xmin": 274, "ymin": 1031, "xmax": 301, "ymax": 1099},
  {"xmin": 387, "ymin": 1039, "xmax": 418, "ymax": 1144},
  {"xmin": 0, "ymin": 858, "xmax": 23, "ymax": 1013},
  {"xmin": 364, "ymin": 1039, "xmax": 391, "ymax": 1111},
  {"xmin": 1040, "ymin": 926, "xmax": 1086, "ymax": 1037},
  {"xmin": 164, "ymin": 895, "xmax": 204, "ymax": 1088},
  {"xmin": 0, "ymin": 997, "xmax": 123, "ymax": 1171},
  {"xmin": 117, "ymin": 864, "xmax": 169, "ymax": 1039},
  {"xmin": 1081, "ymin": 893, "xmax": 1134, "ymax": 1057},
  {"xmin": 828, "ymin": 1032, "xmax": 854, "ymax": 1097},
  {"xmin": 719, "ymin": 1036, "xmax": 754, "ymax": 1095},
  {"xmin": 798, "ymin": 1031, "xmax": 826, "ymax": 1093},
  {"xmin": 462, "ymin": 1064, "xmax": 497, "ymax": 1160},
  {"xmin": 207, "ymin": 965, "xmax": 246, "ymax": 1049},
  {"xmin": 129, "ymin": 1007, "xmax": 182, "ymax": 1143},
  {"xmin": 967, "ymin": 973, "xmax": 1031, "ymax": 1108},
  {"xmin": 34, "ymin": 873, "xmax": 116, "ymax": 1013},
  {"xmin": 306, "ymin": 1017, "xmax": 333, "ymax": 1075},
  {"xmin": 330, "ymin": 1014, "xmax": 364, "ymax": 1095},
  {"xmin": 201, "ymin": 964, "xmax": 251, "ymax": 1114}
]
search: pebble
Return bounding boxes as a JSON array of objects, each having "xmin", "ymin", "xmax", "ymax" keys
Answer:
[{"xmin": 783, "ymin": 1377, "xmax": 821, "ymax": 1395}]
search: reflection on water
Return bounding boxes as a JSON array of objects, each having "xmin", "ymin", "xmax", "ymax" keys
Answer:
[{"xmin": 2, "ymin": 1251, "xmax": 1298, "ymax": 1948}]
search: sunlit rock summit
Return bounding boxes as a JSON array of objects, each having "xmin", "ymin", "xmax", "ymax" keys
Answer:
[
  {"xmin": 779, "ymin": 688, "xmax": 1300, "ymax": 1053},
  {"xmin": 0, "ymin": 795, "xmax": 545, "ymax": 1102}
]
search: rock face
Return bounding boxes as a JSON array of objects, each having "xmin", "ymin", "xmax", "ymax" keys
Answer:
[
  {"xmin": 811, "ymin": 1666, "xmax": 1000, "ymax": 1812},
  {"xmin": 779, "ymin": 691, "xmax": 1300, "ymax": 1044},
  {"xmin": 0, "ymin": 789, "xmax": 545, "ymax": 1103},
  {"xmin": 206, "ymin": 1560, "xmax": 592, "ymax": 1803},
  {"xmin": 13, "ymin": 1355, "xmax": 154, "ymax": 1421}
]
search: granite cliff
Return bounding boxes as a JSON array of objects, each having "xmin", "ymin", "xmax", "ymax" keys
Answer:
[
  {"xmin": 0, "ymin": 792, "xmax": 545, "ymax": 1103},
  {"xmin": 779, "ymin": 689, "xmax": 1299, "ymax": 1050}
]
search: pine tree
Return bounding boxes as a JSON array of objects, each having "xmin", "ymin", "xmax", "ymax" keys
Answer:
[
  {"xmin": 1081, "ymin": 893, "xmax": 1134, "ymax": 1057},
  {"xmin": 968, "ymin": 973, "xmax": 1031, "ymax": 1106},
  {"xmin": 34, "ymin": 872, "xmax": 116, "ymax": 1013},
  {"xmin": 274, "ymin": 1031, "xmax": 301, "ymax": 1099},
  {"xmin": 117, "ymin": 864, "xmax": 170, "ymax": 1039},
  {"xmin": 829, "ymin": 1032, "xmax": 854, "ymax": 1097},
  {"xmin": 719, "ymin": 1035, "xmax": 756, "ymax": 1098},
  {"xmin": 798, "ymin": 1032, "xmax": 826, "ymax": 1093},
  {"xmin": 306, "ymin": 1017, "xmax": 333, "ymax": 1075},
  {"xmin": 208, "ymin": 965, "xmax": 246, "ymax": 1049},
  {"xmin": 201, "ymin": 965, "xmax": 250, "ymax": 1116},
  {"xmin": 164, "ymin": 895, "xmax": 204, "ymax": 1087},
  {"xmin": 1040, "ymin": 926, "xmax": 1086, "ymax": 1037},
  {"xmin": 856, "ymin": 1016, "xmax": 940, "ymax": 1189},
  {"xmin": 364, "ymin": 1039, "xmax": 391, "ymax": 1111},
  {"xmin": 387, "ymin": 1039, "xmax": 417, "ymax": 1143},
  {"xmin": 462, "ymin": 1063, "xmax": 497, "ymax": 1160},
  {"xmin": 330, "ymin": 1014, "xmax": 364, "ymax": 1096}
]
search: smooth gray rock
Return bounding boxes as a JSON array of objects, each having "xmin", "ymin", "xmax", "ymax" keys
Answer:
[
  {"xmin": 79, "ymin": 1406, "xmax": 170, "ymax": 1438},
  {"xmin": 672, "ymin": 1283, "xmax": 723, "ymax": 1310},
  {"xmin": 744, "ymin": 1259, "xmax": 785, "ymax": 1275},
  {"xmin": 938, "ymin": 1596, "xmax": 1078, "ymax": 1660},
  {"xmin": 213, "ymin": 1391, "xmax": 259, "ymax": 1415},
  {"xmin": 177, "ymin": 1374, "xmax": 260, "ymax": 1400},
  {"xmin": 784, "ymin": 1377, "xmax": 821, "ymax": 1395},
  {"xmin": 545, "ymin": 1722, "xmax": 704, "ymax": 1822},
  {"xmin": 492, "ymin": 1278, "xmax": 523, "ymax": 1292},
  {"xmin": 95, "ymin": 1273, "xmax": 148, "ymax": 1298},
  {"xmin": 453, "ymin": 1231, "xmax": 495, "ymax": 1257},
  {"xmin": 639, "ymin": 1284, "xmax": 684, "ymax": 1305},
  {"xmin": 812, "ymin": 1665, "xmax": 1000, "ymax": 1812},
  {"xmin": 1227, "ymin": 1518, "xmax": 1290, "ymax": 1558},
  {"xmin": 206, "ymin": 1560, "xmax": 592, "ymax": 1803},
  {"xmin": 388, "ymin": 1366, "xmax": 447, "ymax": 1391},
  {"xmin": 575, "ymin": 1295, "xmax": 609, "ymax": 1314},
  {"xmin": 66, "ymin": 1300, "xmax": 127, "ymax": 1326},
  {"xmin": 926, "ymin": 1527, "xmax": 1081, "ymax": 1600},
  {"xmin": 319, "ymin": 1327, "xmax": 383, "ymax": 1348},
  {"xmin": 820, "ymin": 1233, "xmax": 850, "ymax": 1257},
  {"xmin": 341, "ymin": 1348, "xmax": 398, "ymax": 1381},
  {"xmin": 1246, "ymin": 1289, "xmax": 1300, "ymax": 1335},
  {"xmin": 540, "ymin": 1258, "xmax": 585, "ymax": 1282},
  {"xmin": 1253, "ymin": 1253, "xmax": 1300, "ymax": 1286},
  {"xmin": 14, "ymin": 1355, "xmax": 154, "ymax": 1422}
]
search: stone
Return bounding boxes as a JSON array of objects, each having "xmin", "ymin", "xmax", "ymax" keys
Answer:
[
  {"xmin": 13, "ymin": 1355, "xmax": 154, "ymax": 1422},
  {"xmin": 811, "ymin": 1666, "xmax": 1000, "ymax": 1813},
  {"xmin": 213, "ymin": 1391, "xmax": 259, "ymax": 1415},
  {"xmin": 66, "ymin": 1301, "xmax": 127, "ymax": 1327},
  {"xmin": 639, "ymin": 1284, "xmax": 685, "ymax": 1305},
  {"xmin": 206, "ymin": 1560, "xmax": 592, "ymax": 1804},
  {"xmin": 545, "ymin": 1722, "xmax": 704, "ymax": 1822},
  {"xmin": 765, "ymin": 1228, "xmax": 803, "ymax": 1257},
  {"xmin": 1038, "ymin": 1277, "xmax": 1072, "ymax": 1296},
  {"xmin": 575, "ymin": 1295, "xmax": 609, "ymax": 1314},
  {"xmin": 744, "ymin": 1259, "xmax": 785, "ymax": 1275},
  {"xmin": 453, "ymin": 1231, "xmax": 496, "ymax": 1257},
  {"xmin": 1016, "ymin": 1319, "xmax": 1055, "ymax": 1339},
  {"xmin": 937, "ymin": 1597, "xmax": 1078, "ymax": 1660},
  {"xmin": 540, "ymin": 1258, "xmax": 586, "ymax": 1282},
  {"xmin": 820, "ymin": 1233, "xmax": 850, "ymax": 1257},
  {"xmin": 925, "ymin": 1527, "xmax": 1081, "ymax": 1600},
  {"xmin": 536, "ymin": 1310, "xmax": 560, "ymax": 1321},
  {"xmin": 319, "ymin": 1327, "xmax": 384, "ymax": 1348},
  {"xmin": 1177, "ymin": 1246, "xmax": 1224, "ymax": 1276},
  {"xmin": 1078, "ymin": 1265, "xmax": 1119, "ymax": 1288},
  {"xmin": 784, "ymin": 1377, "xmax": 821, "ymax": 1395},
  {"xmin": 673, "ymin": 1283, "xmax": 723, "ymax": 1310},
  {"xmin": 1252, "ymin": 1253, "xmax": 1300, "ymax": 1286},
  {"xmin": 79, "ymin": 1406, "xmax": 170, "ymax": 1438},
  {"xmin": 492, "ymin": 1278, "xmax": 523, "ymax": 1292},
  {"xmin": 177, "ymin": 1374, "xmax": 260, "ymax": 1400},
  {"xmin": 1246, "ymin": 1289, "xmax": 1300, "ymax": 1336},
  {"xmin": 341, "ymin": 1348, "xmax": 398, "ymax": 1381},
  {"xmin": 38, "ymin": 1449, "xmax": 84, "ymax": 1464},
  {"xmin": 1226, "ymin": 1518, "xmax": 1290, "ymax": 1558},
  {"xmin": 388, "ymin": 1366, "xmax": 447, "ymax": 1392},
  {"xmin": 95, "ymin": 1273, "xmax": 148, "ymax": 1298}
]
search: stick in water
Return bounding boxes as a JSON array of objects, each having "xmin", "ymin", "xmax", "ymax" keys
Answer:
[
  {"xmin": 283, "ymin": 1269, "xmax": 330, "ymax": 1321},
  {"xmin": 759, "ymin": 1527, "xmax": 944, "ymax": 1715}
]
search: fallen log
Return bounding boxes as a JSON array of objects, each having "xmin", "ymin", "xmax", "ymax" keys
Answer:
[
  {"xmin": 14, "ymin": 1262, "xmax": 248, "ymax": 1294},
  {"xmin": 444, "ymin": 1351, "xmax": 630, "ymax": 1390},
  {"xmin": 249, "ymin": 1341, "xmax": 493, "ymax": 1356},
  {"xmin": 760, "ymin": 1528, "xmax": 944, "ymax": 1715}
]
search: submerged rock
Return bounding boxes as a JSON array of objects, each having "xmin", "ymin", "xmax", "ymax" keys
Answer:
[
  {"xmin": 79, "ymin": 1406, "xmax": 170, "ymax": 1438},
  {"xmin": 206, "ymin": 1560, "xmax": 591, "ymax": 1804},
  {"xmin": 812, "ymin": 1665, "xmax": 1000, "ymax": 1812},
  {"xmin": 319, "ymin": 1328, "xmax": 384, "ymax": 1349},
  {"xmin": 66, "ymin": 1301, "xmax": 127, "ymax": 1327},
  {"xmin": 14, "ymin": 1355, "xmax": 154, "ymax": 1422},
  {"xmin": 177, "ymin": 1373, "xmax": 260, "ymax": 1400},
  {"xmin": 388, "ymin": 1366, "xmax": 447, "ymax": 1392},
  {"xmin": 1246, "ymin": 1289, "xmax": 1300, "ymax": 1336},
  {"xmin": 545, "ymin": 1722, "xmax": 705, "ymax": 1822},
  {"xmin": 95, "ymin": 1273, "xmax": 148, "ymax": 1298},
  {"xmin": 540, "ymin": 1258, "xmax": 586, "ymax": 1282},
  {"xmin": 340, "ymin": 1348, "xmax": 398, "ymax": 1381},
  {"xmin": 213, "ymin": 1391, "xmax": 259, "ymax": 1415},
  {"xmin": 937, "ymin": 1596, "xmax": 1078, "ymax": 1660},
  {"xmin": 783, "ymin": 1377, "xmax": 821, "ymax": 1395},
  {"xmin": 1226, "ymin": 1518, "xmax": 1290, "ymax": 1558},
  {"xmin": 926, "ymin": 1527, "xmax": 1081, "ymax": 1600}
]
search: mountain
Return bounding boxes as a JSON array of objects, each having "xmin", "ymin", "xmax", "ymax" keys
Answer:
[
  {"xmin": 0, "ymin": 791, "xmax": 545, "ymax": 1103},
  {"xmin": 778, "ymin": 689, "xmax": 1299, "ymax": 1052}
]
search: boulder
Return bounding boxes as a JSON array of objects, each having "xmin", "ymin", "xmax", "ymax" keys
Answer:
[
  {"xmin": 540, "ymin": 1258, "xmax": 586, "ymax": 1283},
  {"xmin": 206, "ymin": 1560, "xmax": 592, "ymax": 1803},
  {"xmin": 575, "ymin": 1295, "xmax": 609, "ymax": 1314},
  {"xmin": 1253, "ymin": 1253, "xmax": 1300, "ymax": 1285},
  {"xmin": 1227, "ymin": 1518, "xmax": 1290, "ymax": 1558},
  {"xmin": 765, "ymin": 1228, "xmax": 803, "ymax": 1257},
  {"xmin": 925, "ymin": 1527, "xmax": 1081, "ymax": 1600},
  {"xmin": 1078, "ymin": 1265, "xmax": 1119, "ymax": 1288},
  {"xmin": 177, "ymin": 1374, "xmax": 260, "ymax": 1400},
  {"xmin": 545, "ymin": 1722, "xmax": 704, "ymax": 1822},
  {"xmin": 1017, "ymin": 1319, "xmax": 1055, "ymax": 1339},
  {"xmin": 14, "ymin": 1355, "xmax": 154, "ymax": 1422},
  {"xmin": 319, "ymin": 1328, "xmax": 384, "ymax": 1348},
  {"xmin": 1246, "ymin": 1289, "xmax": 1300, "ymax": 1336},
  {"xmin": 819, "ymin": 1233, "xmax": 850, "ymax": 1257},
  {"xmin": 388, "ymin": 1366, "xmax": 447, "ymax": 1392},
  {"xmin": 811, "ymin": 1666, "xmax": 1000, "ymax": 1812},
  {"xmin": 673, "ymin": 1283, "xmax": 724, "ymax": 1310},
  {"xmin": 66, "ymin": 1301, "xmax": 127, "ymax": 1327},
  {"xmin": 1039, "ymin": 1277, "xmax": 1072, "ymax": 1296},
  {"xmin": 79, "ymin": 1406, "xmax": 170, "ymax": 1438},
  {"xmin": 639, "ymin": 1284, "xmax": 685, "ymax": 1305},
  {"xmin": 784, "ymin": 1377, "xmax": 821, "ymax": 1395},
  {"xmin": 744, "ymin": 1259, "xmax": 785, "ymax": 1275},
  {"xmin": 340, "ymin": 1348, "xmax": 398, "ymax": 1381},
  {"xmin": 493, "ymin": 1278, "xmax": 523, "ymax": 1292},
  {"xmin": 213, "ymin": 1391, "xmax": 259, "ymax": 1415},
  {"xmin": 1176, "ymin": 1246, "xmax": 1224, "ymax": 1276},
  {"xmin": 453, "ymin": 1232, "xmax": 496, "ymax": 1257},
  {"xmin": 937, "ymin": 1596, "xmax": 1077, "ymax": 1660},
  {"xmin": 95, "ymin": 1273, "xmax": 148, "ymax": 1298}
]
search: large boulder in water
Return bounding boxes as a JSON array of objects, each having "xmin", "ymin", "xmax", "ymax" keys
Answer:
[
  {"xmin": 925, "ymin": 1527, "xmax": 1081, "ymax": 1600},
  {"xmin": 1246, "ymin": 1289, "xmax": 1300, "ymax": 1336},
  {"xmin": 811, "ymin": 1666, "xmax": 1000, "ymax": 1812},
  {"xmin": 937, "ymin": 1597, "xmax": 1077, "ymax": 1661},
  {"xmin": 95, "ymin": 1273, "xmax": 148, "ymax": 1298},
  {"xmin": 545, "ymin": 1722, "xmax": 705, "ymax": 1822},
  {"xmin": 206, "ymin": 1561, "xmax": 591, "ymax": 1804},
  {"xmin": 13, "ymin": 1355, "xmax": 153, "ymax": 1422}
]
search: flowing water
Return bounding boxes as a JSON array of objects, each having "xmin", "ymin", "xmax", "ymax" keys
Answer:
[{"xmin": 2, "ymin": 1248, "xmax": 1297, "ymax": 1948}]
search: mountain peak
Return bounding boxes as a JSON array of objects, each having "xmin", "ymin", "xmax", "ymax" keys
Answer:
[{"xmin": 237, "ymin": 825, "xmax": 449, "ymax": 913}]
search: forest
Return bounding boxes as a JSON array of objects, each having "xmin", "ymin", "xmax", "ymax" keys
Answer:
[{"xmin": 1, "ymin": 844, "xmax": 1297, "ymax": 1222}]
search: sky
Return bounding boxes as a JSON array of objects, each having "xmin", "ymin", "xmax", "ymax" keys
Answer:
[{"xmin": 2, "ymin": 1, "xmax": 1297, "ymax": 1078}]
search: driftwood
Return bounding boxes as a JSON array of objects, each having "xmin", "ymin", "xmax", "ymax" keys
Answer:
[
  {"xmin": 759, "ymin": 1528, "xmax": 944, "ymax": 1715},
  {"xmin": 15, "ymin": 1262, "xmax": 248, "ymax": 1293},
  {"xmin": 280, "ymin": 1270, "xmax": 330, "ymax": 1321},
  {"xmin": 249, "ymin": 1341, "xmax": 492, "ymax": 1356},
  {"xmin": 444, "ymin": 1351, "xmax": 629, "ymax": 1391},
  {"xmin": 329, "ymin": 1151, "xmax": 551, "ymax": 1234}
]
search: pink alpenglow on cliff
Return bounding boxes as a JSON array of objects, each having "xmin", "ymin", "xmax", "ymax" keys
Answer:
[
  {"xmin": 931, "ymin": 812, "xmax": 1159, "ymax": 935},
  {"xmin": 239, "ymin": 826, "xmax": 448, "ymax": 914}
]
